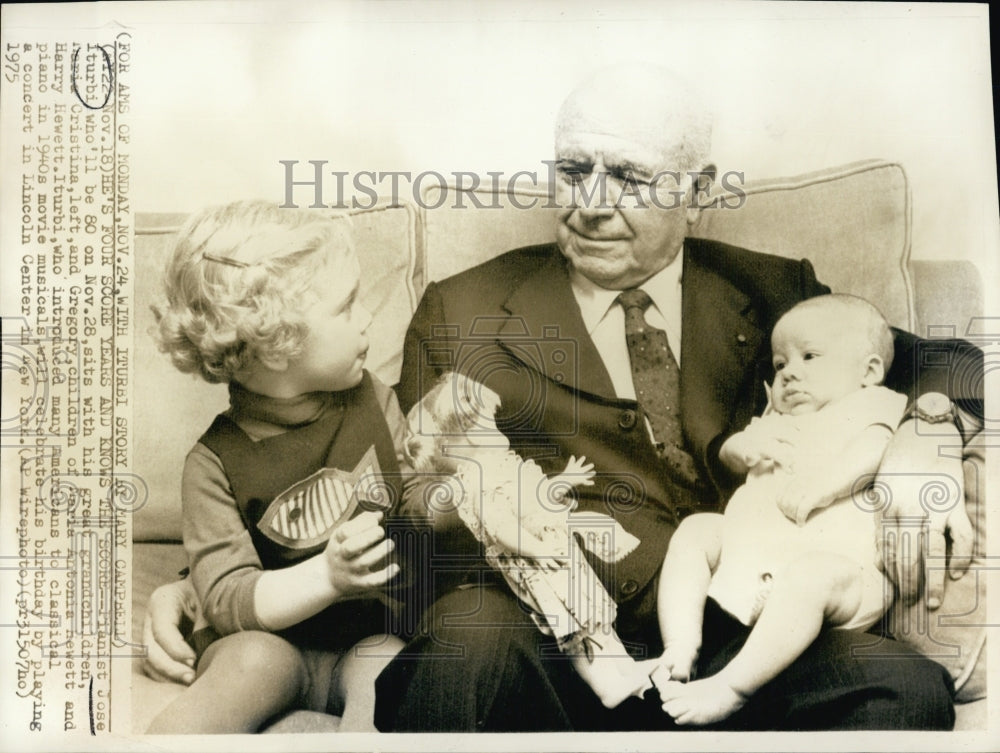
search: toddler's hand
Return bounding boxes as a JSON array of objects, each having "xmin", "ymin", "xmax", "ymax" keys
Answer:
[{"xmin": 323, "ymin": 511, "xmax": 398, "ymax": 596}]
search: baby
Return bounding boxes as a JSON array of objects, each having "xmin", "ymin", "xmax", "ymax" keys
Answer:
[
  {"xmin": 652, "ymin": 294, "xmax": 906, "ymax": 725},
  {"xmin": 145, "ymin": 200, "xmax": 409, "ymax": 733}
]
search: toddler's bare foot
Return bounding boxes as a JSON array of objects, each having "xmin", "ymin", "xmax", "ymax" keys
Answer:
[{"xmin": 657, "ymin": 676, "xmax": 748, "ymax": 726}]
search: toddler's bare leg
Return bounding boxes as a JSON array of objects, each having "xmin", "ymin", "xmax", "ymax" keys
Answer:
[
  {"xmin": 331, "ymin": 633, "xmax": 405, "ymax": 731},
  {"xmin": 562, "ymin": 626, "xmax": 652, "ymax": 708},
  {"xmin": 146, "ymin": 631, "xmax": 306, "ymax": 733},
  {"xmin": 654, "ymin": 513, "xmax": 723, "ymax": 685},
  {"xmin": 659, "ymin": 550, "xmax": 865, "ymax": 726}
]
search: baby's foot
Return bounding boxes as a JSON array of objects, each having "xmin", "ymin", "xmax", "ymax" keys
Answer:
[
  {"xmin": 657, "ymin": 644, "xmax": 699, "ymax": 682},
  {"xmin": 657, "ymin": 676, "xmax": 748, "ymax": 726}
]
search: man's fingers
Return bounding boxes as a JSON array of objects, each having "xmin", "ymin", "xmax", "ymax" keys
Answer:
[
  {"xmin": 924, "ymin": 526, "xmax": 948, "ymax": 610},
  {"xmin": 947, "ymin": 505, "xmax": 974, "ymax": 580},
  {"xmin": 894, "ymin": 526, "xmax": 924, "ymax": 607}
]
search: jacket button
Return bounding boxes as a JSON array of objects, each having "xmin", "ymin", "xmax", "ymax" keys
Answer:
[
  {"xmin": 621, "ymin": 579, "xmax": 639, "ymax": 596},
  {"xmin": 618, "ymin": 409, "xmax": 637, "ymax": 430}
]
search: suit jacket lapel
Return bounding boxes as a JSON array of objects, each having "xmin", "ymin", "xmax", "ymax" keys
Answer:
[
  {"xmin": 499, "ymin": 251, "xmax": 617, "ymax": 397},
  {"xmin": 680, "ymin": 246, "xmax": 767, "ymax": 446}
]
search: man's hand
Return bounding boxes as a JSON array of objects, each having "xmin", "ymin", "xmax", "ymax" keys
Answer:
[
  {"xmin": 875, "ymin": 418, "xmax": 973, "ymax": 609},
  {"xmin": 142, "ymin": 579, "xmax": 198, "ymax": 685}
]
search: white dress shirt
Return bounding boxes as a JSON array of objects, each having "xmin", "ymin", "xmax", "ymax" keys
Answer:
[{"xmin": 569, "ymin": 249, "xmax": 684, "ymax": 401}]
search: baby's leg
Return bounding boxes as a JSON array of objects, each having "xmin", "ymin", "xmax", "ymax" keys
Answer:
[
  {"xmin": 654, "ymin": 513, "xmax": 723, "ymax": 685},
  {"xmin": 145, "ymin": 630, "xmax": 307, "ymax": 733},
  {"xmin": 330, "ymin": 633, "xmax": 405, "ymax": 731},
  {"xmin": 659, "ymin": 550, "xmax": 865, "ymax": 726},
  {"xmin": 561, "ymin": 625, "xmax": 652, "ymax": 709}
]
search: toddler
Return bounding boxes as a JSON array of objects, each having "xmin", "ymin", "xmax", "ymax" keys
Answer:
[
  {"xmin": 652, "ymin": 294, "xmax": 906, "ymax": 725},
  {"xmin": 145, "ymin": 201, "xmax": 410, "ymax": 733}
]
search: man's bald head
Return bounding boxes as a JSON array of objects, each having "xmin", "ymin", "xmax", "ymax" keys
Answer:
[{"xmin": 555, "ymin": 64, "xmax": 712, "ymax": 173}]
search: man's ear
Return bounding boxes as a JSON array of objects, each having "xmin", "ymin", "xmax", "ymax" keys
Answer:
[
  {"xmin": 686, "ymin": 162, "xmax": 717, "ymax": 225},
  {"xmin": 862, "ymin": 354, "xmax": 885, "ymax": 387}
]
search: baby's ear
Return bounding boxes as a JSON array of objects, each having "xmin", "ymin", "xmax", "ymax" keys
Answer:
[{"xmin": 861, "ymin": 354, "xmax": 885, "ymax": 387}]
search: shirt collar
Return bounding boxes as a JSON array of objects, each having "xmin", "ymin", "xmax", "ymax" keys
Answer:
[{"xmin": 569, "ymin": 246, "xmax": 684, "ymax": 335}]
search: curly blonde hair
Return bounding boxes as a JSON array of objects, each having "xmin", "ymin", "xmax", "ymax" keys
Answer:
[{"xmin": 152, "ymin": 200, "xmax": 355, "ymax": 383}]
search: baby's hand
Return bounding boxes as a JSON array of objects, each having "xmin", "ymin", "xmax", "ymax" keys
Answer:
[
  {"xmin": 776, "ymin": 478, "xmax": 826, "ymax": 526},
  {"xmin": 323, "ymin": 511, "xmax": 398, "ymax": 596},
  {"xmin": 721, "ymin": 415, "xmax": 799, "ymax": 472}
]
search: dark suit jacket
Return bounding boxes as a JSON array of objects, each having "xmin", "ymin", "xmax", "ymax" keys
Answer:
[{"xmin": 396, "ymin": 238, "xmax": 981, "ymax": 641}]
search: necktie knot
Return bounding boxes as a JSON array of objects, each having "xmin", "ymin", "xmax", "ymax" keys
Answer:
[{"xmin": 616, "ymin": 288, "xmax": 653, "ymax": 313}]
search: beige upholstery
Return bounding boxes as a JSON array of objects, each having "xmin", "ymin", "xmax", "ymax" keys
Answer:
[{"xmin": 131, "ymin": 159, "xmax": 986, "ymax": 729}]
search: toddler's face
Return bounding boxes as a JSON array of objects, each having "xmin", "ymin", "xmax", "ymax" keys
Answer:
[
  {"xmin": 769, "ymin": 307, "xmax": 873, "ymax": 415},
  {"xmin": 286, "ymin": 252, "xmax": 371, "ymax": 393}
]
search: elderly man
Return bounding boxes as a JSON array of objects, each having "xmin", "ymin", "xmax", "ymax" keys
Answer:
[{"xmin": 144, "ymin": 65, "xmax": 979, "ymax": 732}]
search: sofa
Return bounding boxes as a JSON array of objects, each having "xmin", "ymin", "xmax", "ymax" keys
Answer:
[{"xmin": 131, "ymin": 159, "xmax": 987, "ymax": 733}]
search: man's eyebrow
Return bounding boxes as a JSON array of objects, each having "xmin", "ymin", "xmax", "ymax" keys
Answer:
[
  {"xmin": 607, "ymin": 159, "xmax": 655, "ymax": 178},
  {"xmin": 555, "ymin": 156, "xmax": 593, "ymax": 168}
]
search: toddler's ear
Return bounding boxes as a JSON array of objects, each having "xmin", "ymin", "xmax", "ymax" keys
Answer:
[{"xmin": 257, "ymin": 351, "xmax": 289, "ymax": 372}]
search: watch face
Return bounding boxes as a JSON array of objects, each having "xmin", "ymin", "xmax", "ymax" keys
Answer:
[{"xmin": 917, "ymin": 391, "xmax": 952, "ymax": 419}]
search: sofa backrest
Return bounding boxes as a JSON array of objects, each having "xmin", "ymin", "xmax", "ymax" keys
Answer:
[{"xmin": 134, "ymin": 159, "xmax": 920, "ymax": 541}]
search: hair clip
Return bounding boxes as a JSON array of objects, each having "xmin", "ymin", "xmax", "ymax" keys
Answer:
[{"xmin": 202, "ymin": 251, "xmax": 251, "ymax": 268}]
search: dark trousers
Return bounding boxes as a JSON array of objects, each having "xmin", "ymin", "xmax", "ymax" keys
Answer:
[{"xmin": 374, "ymin": 582, "xmax": 955, "ymax": 732}]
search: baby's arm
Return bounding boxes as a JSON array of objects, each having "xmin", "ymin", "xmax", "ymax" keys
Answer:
[
  {"xmin": 777, "ymin": 423, "xmax": 894, "ymax": 526},
  {"xmin": 719, "ymin": 414, "xmax": 799, "ymax": 475}
]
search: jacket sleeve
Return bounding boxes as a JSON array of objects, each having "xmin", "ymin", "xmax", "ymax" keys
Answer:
[
  {"xmin": 182, "ymin": 443, "xmax": 266, "ymax": 635},
  {"xmin": 396, "ymin": 280, "xmax": 448, "ymax": 415}
]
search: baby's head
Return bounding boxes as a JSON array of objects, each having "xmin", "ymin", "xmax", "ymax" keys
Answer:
[
  {"xmin": 769, "ymin": 294, "xmax": 893, "ymax": 415},
  {"xmin": 154, "ymin": 200, "xmax": 370, "ymax": 393}
]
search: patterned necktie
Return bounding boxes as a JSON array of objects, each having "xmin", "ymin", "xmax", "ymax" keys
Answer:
[{"xmin": 617, "ymin": 288, "xmax": 702, "ymax": 489}]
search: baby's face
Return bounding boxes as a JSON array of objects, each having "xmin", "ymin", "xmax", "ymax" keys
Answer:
[
  {"xmin": 769, "ymin": 307, "xmax": 873, "ymax": 415},
  {"xmin": 284, "ymin": 250, "xmax": 371, "ymax": 393}
]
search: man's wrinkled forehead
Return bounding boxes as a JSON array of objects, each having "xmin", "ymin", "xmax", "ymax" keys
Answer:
[{"xmin": 555, "ymin": 130, "xmax": 664, "ymax": 176}]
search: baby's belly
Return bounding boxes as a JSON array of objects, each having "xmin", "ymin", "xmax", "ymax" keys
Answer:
[{"xmin": 708, "ymin": 480, "xmax": 880, "ymax": 625}]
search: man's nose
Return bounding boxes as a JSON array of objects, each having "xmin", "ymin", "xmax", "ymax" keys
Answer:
[{"xmin": 574, "ymin": 172, "xmax": 617, "ymax": 220}]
